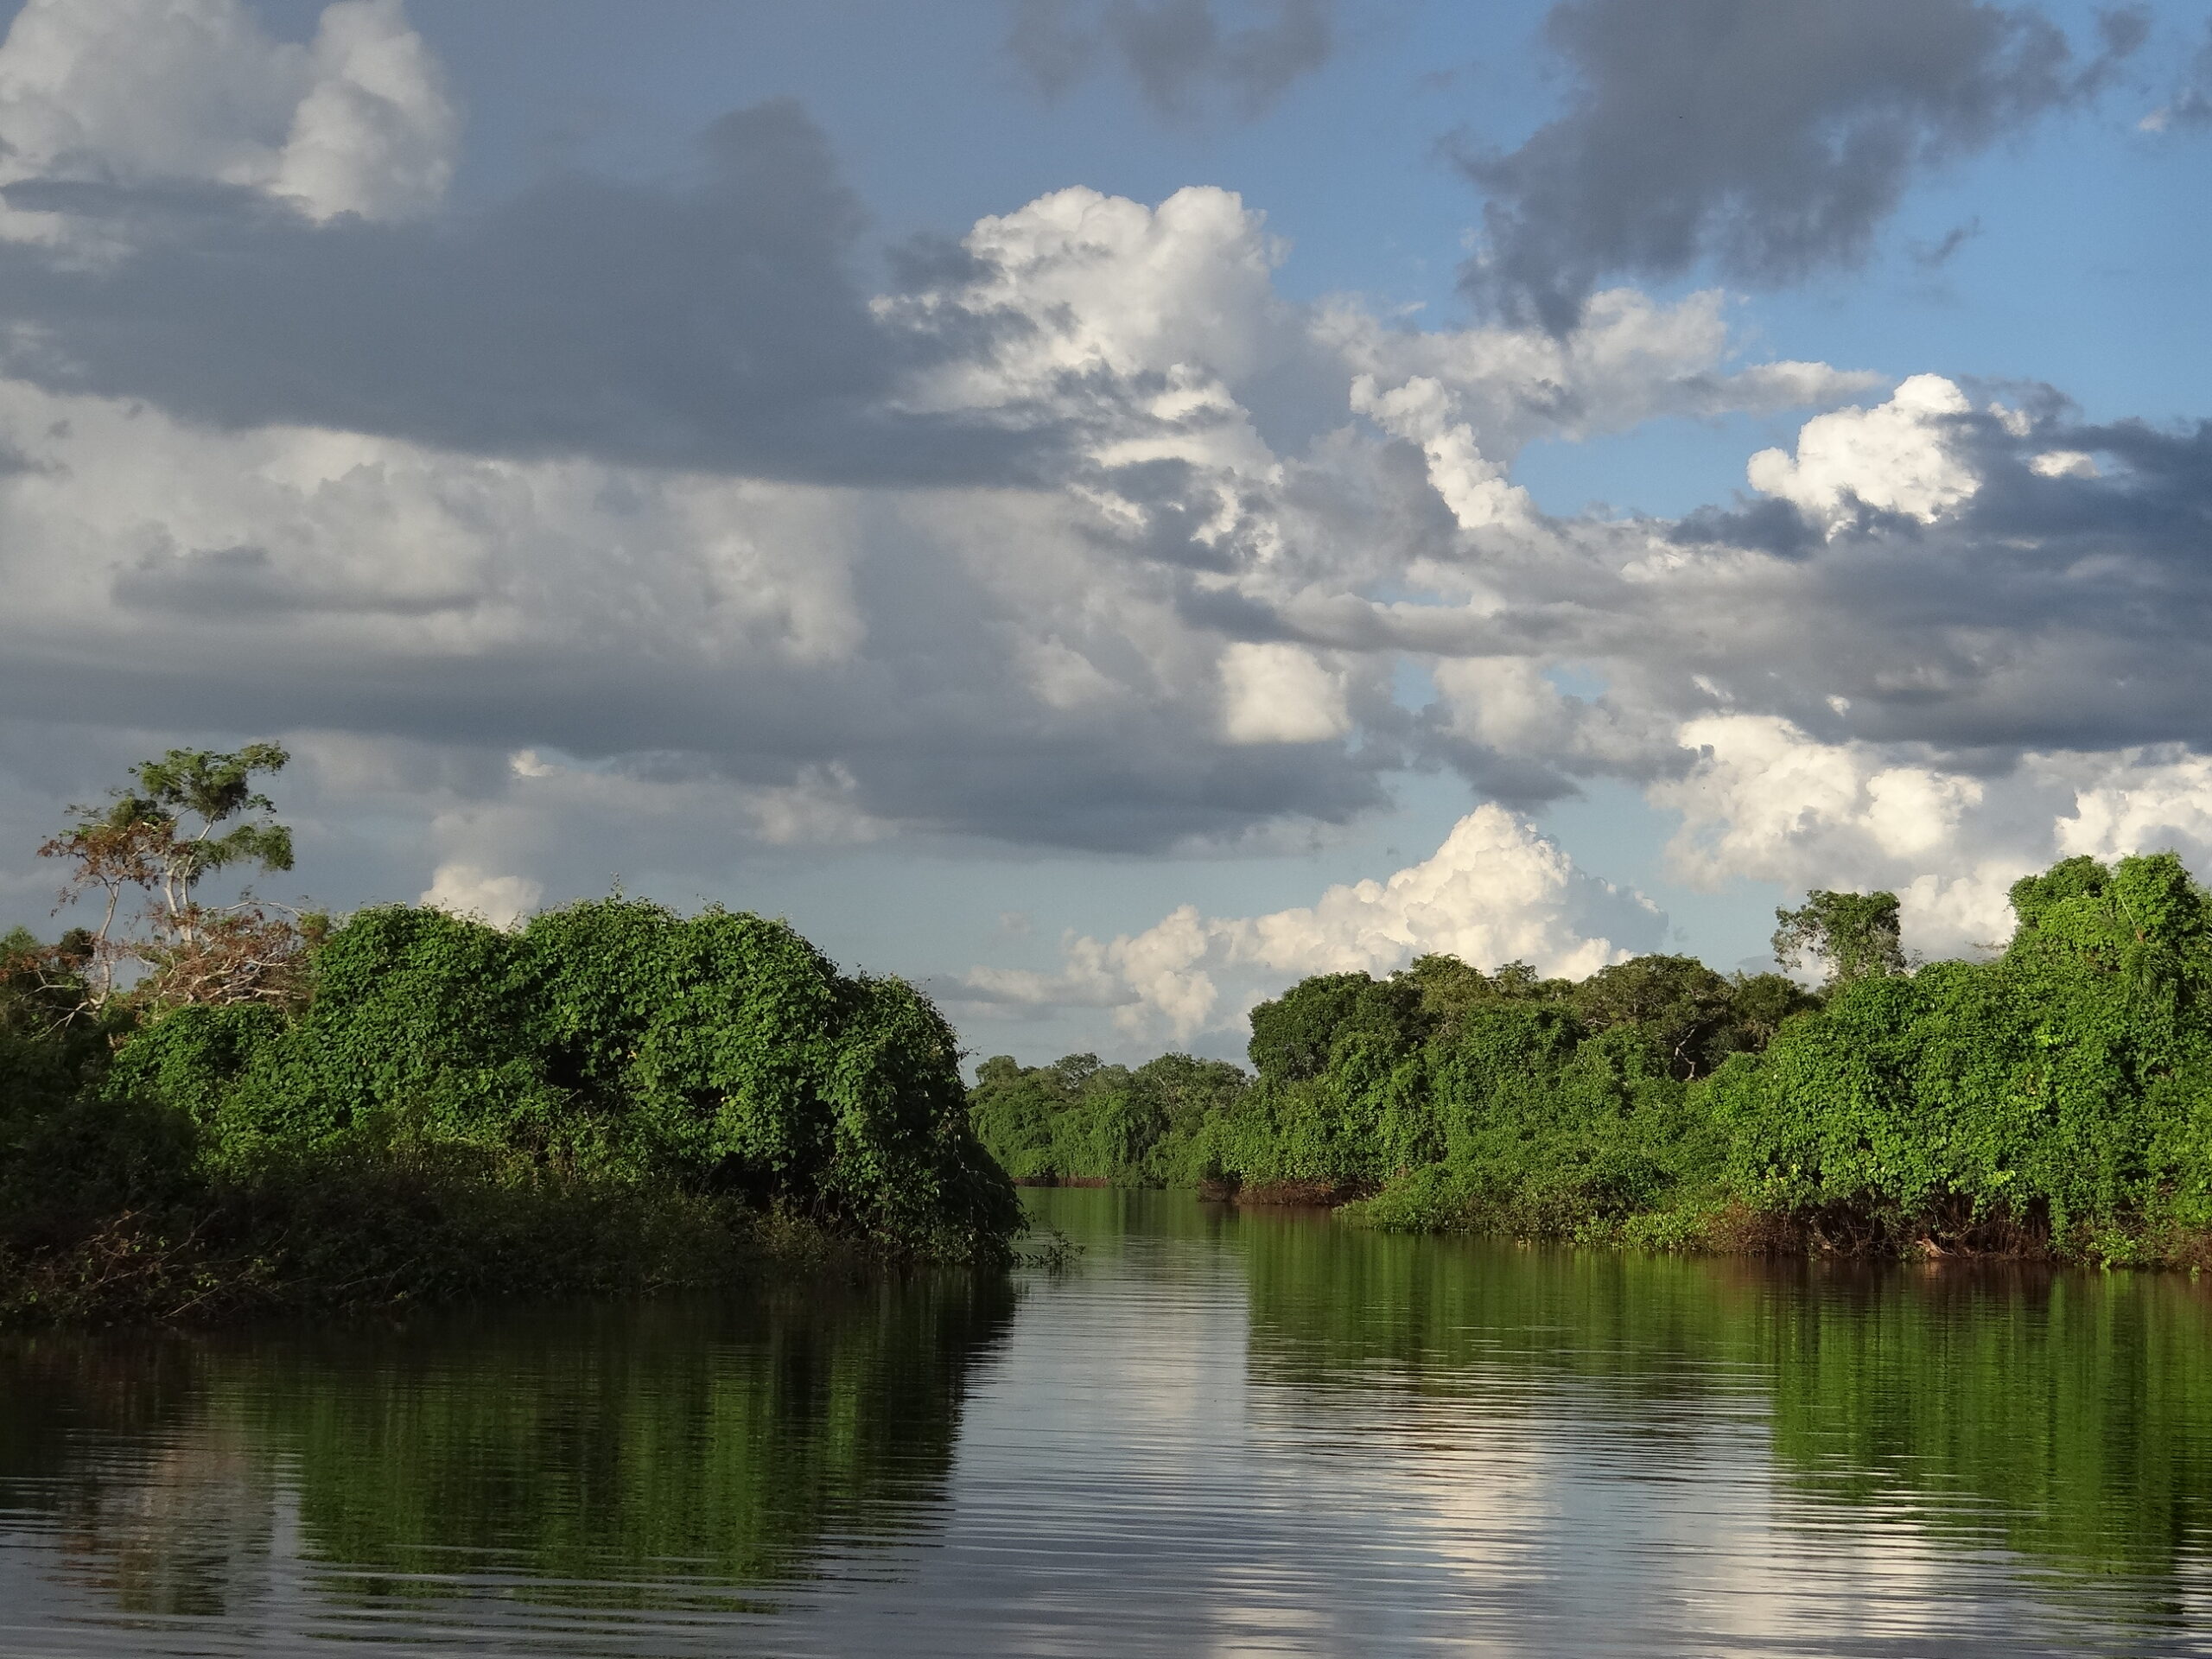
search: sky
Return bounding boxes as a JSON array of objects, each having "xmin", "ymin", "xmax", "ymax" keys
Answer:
[{"xmin": 0, "ymin": 0, "xmax": 2209, "ymax": 1066}]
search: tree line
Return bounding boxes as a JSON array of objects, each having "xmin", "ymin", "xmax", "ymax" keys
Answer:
[
  {"xmin": 971, "ymin": 856, "xmax": 2212, "ymax": 1264},
  {"xmin": 13, "ymin": 738, "xmax": 2211, "ymax": 1325}
]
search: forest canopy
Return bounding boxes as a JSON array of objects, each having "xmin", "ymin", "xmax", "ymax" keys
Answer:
[{"xmin": 972, "ymin": 855, "xmax": 2212, "ymax": 1266}]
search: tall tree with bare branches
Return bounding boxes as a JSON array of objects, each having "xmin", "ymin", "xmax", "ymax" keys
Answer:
[{"xmin": 39, "ymin": 744, "xmax": 309, "ymax": 1013}]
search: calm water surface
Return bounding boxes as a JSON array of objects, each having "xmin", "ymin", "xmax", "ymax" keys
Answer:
[{"xmin": 3, "ymin": 1190, "xmax": 2211, "ymax": 1656}]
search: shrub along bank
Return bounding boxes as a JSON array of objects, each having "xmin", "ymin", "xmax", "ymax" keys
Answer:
[
  {"xmin": 0, "ymin": 900, "xmax": 1020, "ymax": 1325},
  {"xmin": 969, "ymin": 853, "xmax": 2212, "ymax": 1266}
]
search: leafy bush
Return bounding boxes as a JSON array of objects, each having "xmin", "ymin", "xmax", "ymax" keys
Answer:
[
  {"xmin": 110, "ymin": 899, "xmax": 1019, "ymax": 1263},
  {"xmin": 2, "ymin": 901, "xmax": 1021, "ymax": 1325},
  {"xmin": 1711, "ymin": 851, "xmax": 2212, "ymax": 1255}
]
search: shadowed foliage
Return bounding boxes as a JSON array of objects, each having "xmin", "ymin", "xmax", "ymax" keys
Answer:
[{"xmin": 3, "ymin": 901, "xmax": 1020, "ymax": 1325}]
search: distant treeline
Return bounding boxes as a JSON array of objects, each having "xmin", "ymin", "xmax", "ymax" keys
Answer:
[
  {"xmin": 971, "ymin": 855, "xmax": 2212, "ymax": 1265},
  {"xmin": 0, "ymin": 746, "xmax": 1019, "ymax": 1325}
]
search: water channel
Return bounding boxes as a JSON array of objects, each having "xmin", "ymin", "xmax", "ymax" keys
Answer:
[{"xmin": 3, "ymin": 1188, "xmax": 2209, "ymax": 1656}]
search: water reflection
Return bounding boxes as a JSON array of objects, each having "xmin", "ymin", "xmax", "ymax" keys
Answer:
[
  {"xmin": 1239, "ymin": 1219, "xmax": 2212, "ymax": 1581},
  {"xmin": 1234, "ymin": 1208, "xmax": 2212, "ymax": 1652},
  {"xmin": 3, "ymin": 1193, "xmax": 2210, "ymax": 1656},
  {"xmin": 0, "ymin": 1274, "xmax": 1014, "ymax": 1649}
]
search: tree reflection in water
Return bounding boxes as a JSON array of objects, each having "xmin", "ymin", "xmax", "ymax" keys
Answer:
[
  {"xmin": 1239, "ymin": 1219, "xmax": 2212, "ymax": 1593},
  {"xmin": 0, "ymin": 1273, "xmax": 1017, "ymax": 1623}
]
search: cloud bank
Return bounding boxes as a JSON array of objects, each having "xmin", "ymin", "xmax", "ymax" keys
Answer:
[
  {"xmin": 0, "ymin": 1, "xmax": 2208, "ymax": 1054},
  {"xmin": 0, "ymin": 0, "xmax": 457, "ymax": 234}
]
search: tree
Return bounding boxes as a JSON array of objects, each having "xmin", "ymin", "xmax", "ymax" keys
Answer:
[
  {"xmin": 38, "ymin": 744, "xmax": 307, "ymax": 1011},
  {"xmin": 108, "ymin": 743, "xmax": 295, "ymax": 938},
  {"xmin": 1570, "ymin": 954, "xmax": 1733, "ymax": 1078},
  {"xmin": 1247, "ymin": 972, "xmax": 1427, "ymax": 1082},
  {"xmin": 1772, "ymin": 890, "xmax": 1905, "ymax": 988}
]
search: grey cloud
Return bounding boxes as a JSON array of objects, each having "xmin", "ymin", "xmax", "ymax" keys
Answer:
[
  {"xmin": 1007, "ymin": 0, "xmax": 1333, "ymax": 118},
  {"xmin": 840, "ymin": 734, "xmax": 1391, "ymax": 854},
  {"xmin": 1459, "ymin": 0, "xmax": 2145, "ymax": 332},
  {"xmin": 111, "ymin": 543, "xmax": 292, "ymax": 617},
  {"xmin": 0, "ymin": 631, "xmax": 1393, "ymax": 861},
  {"xmin": 1172, "ymin": 581, "xmax": 1304, "ymax": 641},
  {"xmin": 111, "ymin": 543, "xmax": 475, "ymax": 619},
  {"xmin": 1123, "ymin": 378, "xmax": 2212, "ymax": 801},
  {"xmin": 1909, "ymin": 216, "xmax": 1984, "ymax": 269},
  {"xmin": 1413, "ymin": 732, "xmax": 1592, "ymax": 810},
  {"xmin": 1882, "ymin": 393, "xmax": 2208, "ymax": 542},
  {"xmin": 0, "ymin": 102, "xmax": 1060, "ymax": 486},
  {"xmin": 0, "ymin": 429, "xmax": 1402, "ymax": 855},
  {"xmin": 1668, "ymin": 496, "xmax": 1820, "ymax": 557},
  {"xmin": 1084, "ymin": 459, "xmax": 1265, "ymax": 572},
  {"xmin": 1570, "ymin": 402, "xmax": 2212, "ymax": 760},
  {"xmin": 882, "ymin": 229, "xmax": 997, "ymax": 293}
]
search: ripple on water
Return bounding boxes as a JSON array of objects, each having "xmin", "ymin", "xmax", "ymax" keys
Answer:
[{"xmin": 1, "ymin": 1188, "xmax": 2209, "ymax": 1656}]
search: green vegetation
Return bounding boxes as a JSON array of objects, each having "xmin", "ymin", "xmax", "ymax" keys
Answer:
[
  {"xmin": 1770, "ymin": 887, "xmax": 1905, "ymax": 987},
  {"xmin": 0, "ymin": 747, "xmax": 1019, "ymax": 1326},
  {"xmin": 973, "ymin": 852, "xmax": 2212, "ymax": 1265},
  {"xmin": 968, "ymin": 1051, "xmax": 1246, "ymax": 1186}
]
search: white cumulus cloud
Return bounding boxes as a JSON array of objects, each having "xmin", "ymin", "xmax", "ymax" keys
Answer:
[
  {"xmin": 419, "ymin": 861, "xmax": 541, "ymax": 929},
  {"xmin": 1219, "ymin": 641, "xmax": 1350, "ymax": 744},
  {"xmin": 1351, "ymin": 373, "xmax": 1535, "ymax": 533},
  {"xmin": 962, "ymin": 805, "xmax": 1659, "ymax": 1041},
  {"xmin": 1746, "ymin": 373, "xmax": 1977, "ymax": 528},
  {"xmin": 1653, "ymin": 716, "xmax": 2212, "ymax": 960},
  {"xmin": 0, "ymin": 0, "xmax": 456, "ymax": 235},
  {"xmin": 269, "ymin": 0, "xmax": 461, "ymax": 221}
]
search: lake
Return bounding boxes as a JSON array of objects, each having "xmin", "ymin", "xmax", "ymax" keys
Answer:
[{"xmin": 3, "ymin": 1188, "xmax": 2209, "ymax": 1656}]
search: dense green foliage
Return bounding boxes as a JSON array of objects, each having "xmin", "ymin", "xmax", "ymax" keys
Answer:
[
  {"xmin": 968, "ymin": 1051, "xmax": 1247, "ymax": 1185},
  {"xmin": 1, "ymin": 901, "xmax": 1020, "ymax": 1324},
  {"xmin": 974, "ymin": 853, "xmax": 2212, "ymax": 1264},
  {"xmin": 101, "ymin": 741, "xmax": 297, "ymax": 893},
  {"xmin": 1771, "ymin": 887, "xmax": 1906, "ymax": 986},
  {"xmin": 118, "ymin": 900, "xmax": 1017, "ymax": 1252},
  {"xmin": 1708, "ymin": 851, "xmax": 2212, "ymax": 1259}
]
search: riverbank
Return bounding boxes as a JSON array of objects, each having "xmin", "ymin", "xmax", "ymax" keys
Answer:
[
  {"xmin": 0, "ymin": 1156, "xmax": 905, "ymax": 1328},
  {"xmin": 970, "ymin": 853, "xmax": 2212, "ymax": 1270},
  {"xmin": 1040, "ymin": 1179, "xmax": 2212, "ymax": 1268},
  {"xmin": 3, "ymin": 899, "xmax": 1022, "ymax": 1328}
]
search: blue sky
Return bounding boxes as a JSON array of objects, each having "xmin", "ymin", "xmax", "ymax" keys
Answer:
[{"xmin": 0, "ymin": 0, "xmax": 2208, "ymax": 1063}]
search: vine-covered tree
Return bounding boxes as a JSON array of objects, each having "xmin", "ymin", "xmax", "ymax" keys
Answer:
[{"xmin": 1771, "ymin": 889, "xmax": 1905, "ymax": 988}]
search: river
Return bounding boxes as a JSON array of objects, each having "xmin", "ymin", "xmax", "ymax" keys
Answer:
[{"xmin": 3, "ymin": 1188, "xmax": 2209, "ymax": 1656}]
